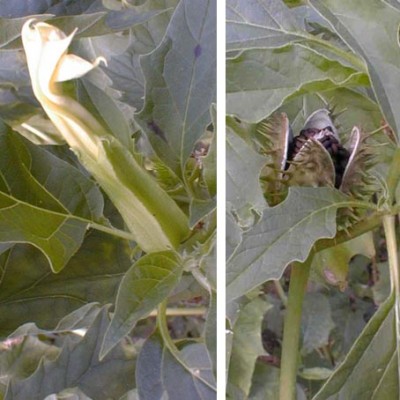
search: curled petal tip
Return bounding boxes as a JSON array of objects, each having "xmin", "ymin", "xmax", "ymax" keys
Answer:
[{"xmin": 95, "ymin": 56, "xmax": 108, "ymax": 67}]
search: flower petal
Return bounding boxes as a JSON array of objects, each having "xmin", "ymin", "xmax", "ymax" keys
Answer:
[{"xmin": 54, "ymin": 54, "xmax": 107, "ymax": 83}]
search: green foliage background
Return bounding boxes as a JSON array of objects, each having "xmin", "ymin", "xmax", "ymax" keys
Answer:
[
  {"xmin": 227, "ymin": 0, "xmax": 400, "ymax": 398},
  {"xmin": 0, "ymin": 1, "xmax": 216, "ymax": 399}
]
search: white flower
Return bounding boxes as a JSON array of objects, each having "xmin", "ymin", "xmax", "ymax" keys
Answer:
[
  {"xmin": 21, "ymin": 19, "xmax": 189, "ymax": 253},
  {"xmin": 22, "ymin": 19, "xmax": 107, "ymax": 159}
]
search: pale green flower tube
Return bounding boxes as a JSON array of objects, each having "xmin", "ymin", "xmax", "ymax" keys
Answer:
[{"xmin": 21, "ymin": 19, "xmax": 189, "ymax": 252}]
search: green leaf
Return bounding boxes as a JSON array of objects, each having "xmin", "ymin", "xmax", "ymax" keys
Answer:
[
  {"xmin": 205, "ymin": 293, "xmax": 216, "ymax": 377},
  {"xmin": 203, "ymin": 108, "xmax": 216, "ymax": 197},
  {"xmin": 0, "ymin": 303, "xmax": 101, "ymax": 398},
  {"xmin": 0, "ymin": 16, "xmax": 50, "ymax": 48},
  {"xmin": 102, "ymin": 3, "xmax": 177, "ymax": 111},
  {"xmin": 137, "ymin": 0, "xmax": 216, "ymax": 175},
  {"xmin": 49, "ymin": 13, "xmax": 111, "ymax": 38},
  {"xmin": 0, "ymin": 49, "xmax": 31, "ymax": 87},
  {"xmin": 226, "ymin": 210, "xmax": 242, "ymax": 260},
  {"xmin": 372, "ymin": 261, "xmax": 391, "ymax": 306},
  {"xmin": 309, "ymin": 0, "xmax": 400, "ymax": 138},
  {"xmin": 162, "ymin": 343, "xmax": 216, "ymax": 399},
  {"xmin": 79, "ymin": 78, "xmax": 132, "ymax": 149},
  {"xmin": 5, "ymin": 307, "xmax": 136, "ymax": 400},
  {"xmin": 0, "ymin": 131, "xmax": 105, "ymax": 272},
  {"xmin": 301, "ymin": 293, "xmax": 335, "ymax": 354},
  {"xmin": 248, "ymin": 362, "xmax": 306, "ymax": 400},
  {"xmin": 0, "ymin": 304, "xmax": 102, "ymax": 393},
  {"xmin": 189, "ymin": 198, "xmax": 216, "ymax": 228},
  {"xmin": 136, "ymin": 331, "xmax": 166, "ymax": 400},
  {"xmin": 248, "ymin": 362, "xmax": 280, "ymax": 400},
  {"xmin": 281, "ymin": 88, "xmax": 383, "ymax": 135},
  {"xmin": 0, "ymin": 230, "xmax": 131, "ymax": 337},
  {"xmin": 228, "ymin": 297, "xmax": 271, "ymax": 399},
  {"xmin": 0, "ymin": 336, "xmax": 60, "ymax": 395},
  {"xmin": 226, "ymin": 127, "xmax": 267, "ymax": 226},
  {"xmin": 100, "ymin": 251, "xmax": 183, "ymax": 358},
  {"xmin": 0, "ymin": 1, "xmax": 97, "ymax": 18},
  {"xmin": 137, "ymin": 333, "xmax": 216, "ymax": 400},
  {"xmin": 312, "ymin": 233, "xmax": 375, "ymax": 288},
  {"xmin": 226, "ymin": 44, "xmax": 368, "ymax": 122},
  {"xmin": 227, "ymin": 187, "xmax": 349, "ymax": 302},
  {"xmin": 313, "ymin": 294, "xmax": 398, "ymax": 399},
  {"xmin": 226, "ymin": 0, "xmax": 301, "ymax": 51}
]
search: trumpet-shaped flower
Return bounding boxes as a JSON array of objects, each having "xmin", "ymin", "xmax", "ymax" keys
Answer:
[{"xmin": 21, "ymin": 20, "xmax": 189, "ymax": 253}]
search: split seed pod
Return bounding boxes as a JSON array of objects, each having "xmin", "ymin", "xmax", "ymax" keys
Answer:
[
  {"xmin": 257, "ymin": 112, "xmax": 293, "ymax": 205},
  {"xmin": 259, "ymin": 109, "xmax": 376, "ymax": 213},
  {"xmin": 286, "ymin": 109, "xmax": 346, "ymax": 188}
]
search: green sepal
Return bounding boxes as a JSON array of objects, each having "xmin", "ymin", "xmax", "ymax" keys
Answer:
[{"xmin": 80, "ymin": 137, "xmax": 190, "ymax": 253}]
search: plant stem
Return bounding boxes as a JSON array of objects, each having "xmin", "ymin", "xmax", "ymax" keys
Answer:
[
  {"xmin": 274, "ymin": 280, "xmax": 288, "ymax": 307},
  {"xmin": 157, "ymin": 300, "xmax": 182, "ymax": 359},
  {"xmin": 88, "ymin": 222, "xmax": 136, "ymax": 241},
  {"xmin": 149, "ymin": 307, "xmax": 207, "ymax": 317},
  {"xmin": 279, "ymin": 256, "xmax": 312, "ymax": 400},
  {"xmin": 382, "ymin": 215, "xmax": 400, "ymax": 377},
  {"xmin": 315, "ymin": 212, "xmax": 383, "ymax": 252},
  {"xmin": 386, "ymin": 147, "xmax": 400, "ymax": 204}
]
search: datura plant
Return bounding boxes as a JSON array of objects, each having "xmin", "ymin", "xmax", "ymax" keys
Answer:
[
  {"xmin": 256, "ymin": 108, "xmax": 383, "ymax": 399},
  {"xmin": 21, "ymin": 19, "xmax": 189, "ymax": 253},
  {"xmin": 226, "ymin": 2, "xmax": 400, "ymax": 398}
]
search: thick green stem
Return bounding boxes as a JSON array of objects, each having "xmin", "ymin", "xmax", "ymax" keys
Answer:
[
  {"xmin": 279, "ymin": 256, "xmax": 312, "ymax": 400},
  {"xmin": 382, "ymin": 215, "xmax": 400, "ymax": 376}
]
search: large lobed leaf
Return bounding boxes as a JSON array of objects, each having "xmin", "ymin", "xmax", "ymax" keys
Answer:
[
  {"xmin": 227, "ymin": 187, "xmax": 349, "ymax": 302},
  {"xmin": 226, "ymin": 0, "xmax": 302, "ymax": 51},
  {"xmin": 309, "ymin": 0, "xmax": 400, "ymax": 141},
  {"xmin": 0, "ymin": 303, "xmax": 103, "ymax": 396},
  {"xmin": 227, "ymin": 44, "xmax": 368, "ymax": 122},
  {"xmin": 226, "ymin": 126, "xmax": 267, "ymax": 226},
  {"xmin": 102, "ymin": 1, "xmax": 178, "ymax": 111},
  {"xmin": 137, "ymin": 0, "xmax": 216, "ymax": 175},
  {"xmin": 0, "ymin": 130, "xmax": 104, "ymax": 272},
  {"xmin": 0, "ymin": 229, "xmax": 131, "ymax": 337},
  {"xmin": 5, "ymin": 306, "xmax": 136, "ymax": 400}
]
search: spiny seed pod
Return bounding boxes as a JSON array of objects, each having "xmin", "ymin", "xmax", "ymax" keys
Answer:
[
  {"xmin": 258, "ymin": 108, "xmax": 377, "ymax": 218},
  {"xmin": 256, "ymin": 112, "xmax": 292, "ymax": 204},
  {"xmin": 337, "ymin": 126, "xmax": 377, "ymax": 229},
  {"xmin": 286, "ymin": 109, "xmax": 350, "ymax": 188}
]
